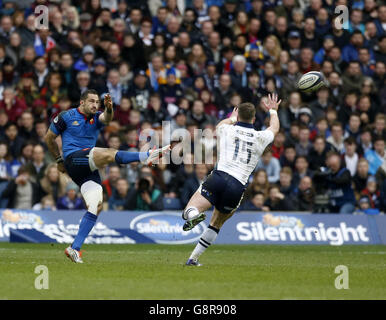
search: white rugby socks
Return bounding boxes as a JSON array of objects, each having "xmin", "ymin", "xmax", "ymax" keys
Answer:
[
  {"xmin": 189, "ymin": 225, "xmax": 220, "ymax": 261},
  {"xmin": 183, "ymin": 206, "xmax": 200, "ymax": 220}
]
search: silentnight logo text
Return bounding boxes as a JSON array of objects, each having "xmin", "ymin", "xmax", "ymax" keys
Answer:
[{"xmin": 236, "ymin": 222, "xmax": 370, "ymax": 246}]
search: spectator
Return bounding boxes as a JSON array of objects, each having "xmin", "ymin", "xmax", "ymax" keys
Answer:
[
  {"xmin": 144, "ymin": 93, "xmax": 168, "ymax": 127},
  {"xmin": 166, "ymin": 153, "xmax": 194, "ymax": 199},
  {"xmin": 245, "ymin": 168, "xmax": 270, "ymax": 200},
  {"xmin": 313, "ymin": 151, "xmax": 356, "ymax": 213},
  {"xmin": 353, "ymin": 158, "xmax": 370, "ymax": 195},
  {"xmin": 281, "ymin": 59, "xmax": 302, "ymax": 97},
  {"xmin": 25, "ymin": 144, "xmax": 47, "ymax": 183},
  {"xmin": 361, "ymin": 175, "xmax": 381, "ymax": 209},
  {"xmin": 126, "ymin": 173, "xmax": 164, "ymax": 211},
  {"xmin": 358, "ymin": 126, "xmax": 373, "ymax": 155},
  {"xmin": 343, "ymin": 137, "xmax": 359, "ymax": 177},
  {"xmin": 308, "ymin": 135, "xmax": 331, "ymax": 171},
  {"xmin": 230, "ymin": 55, "xmax": 248, "ymax": 90},
  {"xmin": 108, "ymin": 178, "xmax": 132, "ymax": 210},
  {"xmin": 158, "ymin": 68, "xmax": 184, "ymax": 109},
  {"xmin": 4, "ymin": 123, "xmax": 23, "ymax": 160},
  {"xmin": 102, "ymin": 164, "xmax": 121, "ymax": 198},
  {"xmin": 341, "ymin": 60, "xmax": 364, "ymax": 94},
  {"xmin": 279, "ymin": 143, "xmax": 297, "ymax": 170},
  {"xmin": 327, "ymin": 121, "xmax": 345, "ymax": 154},
  {"xmin": 39, "ymin": 163, "xmax": 68, "ymax": 203},
  {"xmin": 256, "ymin": 149, "xmax": 281, "ymax": 184},
  {"xmin": 33, "ymin": 56, "xmax": 50, "ymax": 89},
  {"xmin": 32, "ymin": 195, "xmax": 57, "ymax": 211},
  {"xmin": 279, "ymin": 91, "xmax": 303, "ymax": 131},
  {"xmin": 296, "ymin": 176, "xmax": 315, "ymax": 211},
  {"xmin": 240, "ymin": 191, "xmax": 268, "ymax": 211},
  {"xmin": 57, "ymin": 182, "xmax": 85, "ymax": 210},
  {"xmin": 309, "ymin": 86, "xmax": 332, "ymax": 123},
  {"xmin": 264, "ymin": 185, "xmax": 295, "ymax": 211},
  {"xmin": 186, "ymin": 99, "xmax": 214, "ymax": 130},
  {"xmin": 18, "ymin": 111, "xmax": 38, "ymax": 142},
  {"xmin": 2, "ymin": 166, "xmax": 41, "ymax": 209},
  {"xmin": 372, "ymin": 114, "xmax": 386, "ymax": 141},
  {"xmin": 278, "ymin": 166, "xmax": 296, "ymax": 199},
  {"xmin": 114, "ymin": 96, "xmax": 131, "ymax": 126},
  {"xmin": 355, "ymin": 194, "xmax": 380, "ymax": 215},
  {"xmin": 0, "ymin": 141, "xmax": 11, "ymax": 182},
  {"xmin": 68, "ymin": 71, "xmax": 91, "ymax": 105},
  {"xmin": 292, "ymin": 155, "xmax": 313, "ymax": 188},
  {"xmin": 295, "ymin": 125, "xmax": 312, "ymax": 157},
  {"xmin": 365, "ymin": 136, "xmax": 385, "ymax": 175},
  {"xmin": 213, "ymin": 73, "xmax": 235, "ymax": 114},
  {"xmin": 128, "ymin": 69, "xmax": 153, "ymax": 111},
  {"xmin": 0, "ymin": 87, "xmax": 27, "ymax": 123},
  {"xmin": 271, "ymin": 130, "xmax": 285, "ymax": 160},
  {"xmin": 180, "ymin": 163, "xmax": 208, "ymax": 208},
  {"xmin": 345, "ymin": 113, "xmax": 362, "ymax": 142}
]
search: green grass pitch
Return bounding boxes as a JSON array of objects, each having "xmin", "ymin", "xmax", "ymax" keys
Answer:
[{"xmin": 1, "ymin": 243, "xmax": 386, "ymax": 300}]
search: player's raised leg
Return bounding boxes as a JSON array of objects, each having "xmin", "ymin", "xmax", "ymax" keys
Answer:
[
  {"xmin": 90, "ymin": 145, "xmax": 171, "ymax": 169},
  {"xmin": 182, "ymin": 189, "xmax": 212, "ymax": 231}
]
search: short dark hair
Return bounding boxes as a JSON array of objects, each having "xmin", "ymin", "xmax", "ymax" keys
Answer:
[
  {"xmin": 314, "ymin": 135, "xmax": 325, "ymax": 143},
  {"xmin": 344, "ymin": 136, "xmax": 356, "ymax": 145},
  {"xmin": 284, "ymin": 143, "xmax": 295, "ymax": 150},
  {"xmin": 80, "ymin": 89, "xmax": 99, "ymax": 102},
  {"xmin": 295, "ymin": 155, "xmax": 308, "ymax": 162},
  {"xmin": 326, "ymin": 150, "xmax": 340, "ymax": 159},
  {"xmin": 374, "ymin": 135, "xmax": 385, "ymax": 144},
  {"xmin": 331, "ymin": 121, "xmax": 343, "ymax": 129},
  {"xmin": 238, "ymin": 102, "xmax": 256, "ymax": 122}
]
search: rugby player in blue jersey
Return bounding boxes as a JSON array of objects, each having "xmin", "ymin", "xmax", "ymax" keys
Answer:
[{"xmin": 45, "ymin": 90, "xmax": 170, "ymax": 263}]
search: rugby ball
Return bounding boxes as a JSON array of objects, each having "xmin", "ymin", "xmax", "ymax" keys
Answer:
[{"xmin": 297, "ymin": 71, "xmax": 325, "ymax": 93}]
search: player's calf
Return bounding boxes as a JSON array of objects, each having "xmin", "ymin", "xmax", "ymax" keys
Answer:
[
  {"xmin": 68, "ymin": 181, "xmax": 103, "ymax": 261},
  {"xmin": 186, "ymin": 224, "xmax": 220, "ymax": 265}
]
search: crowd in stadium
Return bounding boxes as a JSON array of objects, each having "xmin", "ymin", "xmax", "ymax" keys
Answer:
[{"xmin": 0, "ymin": 0, "xmax": 384, "ymax": 213}]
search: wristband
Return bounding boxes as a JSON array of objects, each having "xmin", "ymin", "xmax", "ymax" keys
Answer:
[
  {"xmin": 230, "ymin": 116, "xmax": 237, "ymax": 124},
  {"xmin": 269, "ymin": 109, "xmax": 277, "ymax": 116}
]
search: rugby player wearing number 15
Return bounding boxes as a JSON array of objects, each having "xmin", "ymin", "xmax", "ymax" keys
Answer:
[
  {"xmin": 45, "ymin": 90, "xmax": 170, "ymax": 263},
  {"xmin": 182, "ymin": 94, "xmax": 281, "ymax": 266}
]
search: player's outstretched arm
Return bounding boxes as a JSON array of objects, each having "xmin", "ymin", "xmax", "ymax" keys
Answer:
[
  {"xmin": 44, "ymin": 129, "xmax": 66, "ymax": 173},
  {"xmin": 99, "ymin": 93, "xmax": 114, "ymax": 124},
  {"xmin": 216, "ymin": 106, "xmax": 238, "ymax": 129},
  {"xmin": 262, "ymin": 93, "xmax": 281, "ymax": 135}
]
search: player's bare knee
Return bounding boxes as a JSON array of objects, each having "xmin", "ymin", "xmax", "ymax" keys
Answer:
[{"xmin": 81, "ymin": 181, "xmax": 103, "ymax": 215}]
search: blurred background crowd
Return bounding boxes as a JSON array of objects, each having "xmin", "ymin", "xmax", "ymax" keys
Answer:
[{"xmin": 0, "ymin": 0, "xmax": 384, "ymax": 213}]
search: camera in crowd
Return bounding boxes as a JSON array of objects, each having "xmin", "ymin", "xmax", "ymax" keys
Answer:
[
  {"xmin": 138, "ymin": 178, "xmax": 150, "ymax": 194},
  {"xmin": 313, "ymin": 167, "xmax": 331, "ymax": 213}
]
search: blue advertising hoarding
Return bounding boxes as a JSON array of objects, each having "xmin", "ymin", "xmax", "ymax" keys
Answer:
[{"xmin": 0, "ymin": 209, "xmax": 385, "ymax": 245}]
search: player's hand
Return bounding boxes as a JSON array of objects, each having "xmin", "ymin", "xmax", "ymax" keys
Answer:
[
  {"xmin": 262, "ymin": 93, "xmax": 281, "ymax": 111},
  {"xmin": 104, "ymin": 93, "xmax": 113, "ymax": 112},
  {"xmin": 57, "ymin": 162, "xmax": 66, "ymax": 174},
  {"xmin": 231, "ymin": 106, "xmax": 238, "ymax": 118}
]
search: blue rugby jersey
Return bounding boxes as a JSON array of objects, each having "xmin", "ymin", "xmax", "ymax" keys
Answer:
[{"xmin": 49, "ymin": 108, "xmax": 104, "ymax": 159}]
